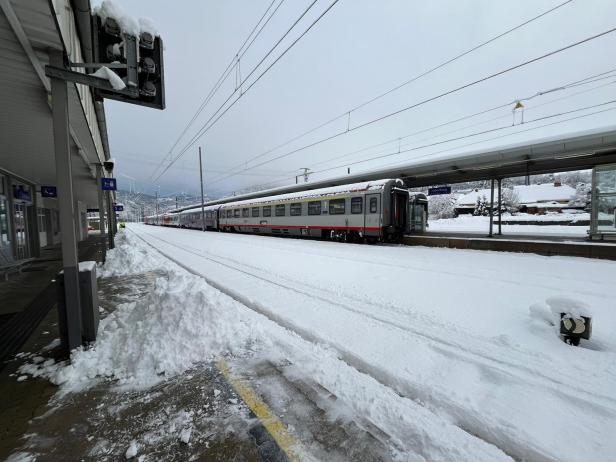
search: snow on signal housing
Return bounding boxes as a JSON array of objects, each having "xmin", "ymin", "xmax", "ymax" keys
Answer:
[{"xmin": 92, "ymin": 14, "xmax": 165, "ymax": 110}]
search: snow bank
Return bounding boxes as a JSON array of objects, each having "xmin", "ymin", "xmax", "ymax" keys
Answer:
[
  {"xmin": 23, "ymin": 233, "xmax": 262, "ymax": 390},
  {"xmin": 97, "ymin": 232, "xmax": 163, "ymax": 277}
]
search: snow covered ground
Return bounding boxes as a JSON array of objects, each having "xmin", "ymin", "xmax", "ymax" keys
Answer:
[
  {"xmin": 22, "ymin": 224, "xmax": 616, "ymax": 461},
  {"xmin": 429, "ymin": 214, "xmax": 589, "ymax": 237}
]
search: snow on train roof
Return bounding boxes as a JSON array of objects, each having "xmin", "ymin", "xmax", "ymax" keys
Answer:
[
  {"xmin": 178, "ymin": 204, "xmax": 221, "ymax": 215},
  {"xmin": 218, "ymin": 179, "xmax": 399, "ymax": 209},
  {"xmin": 171, "ymin": 179, "xmax": 399, "ymax": 215}
]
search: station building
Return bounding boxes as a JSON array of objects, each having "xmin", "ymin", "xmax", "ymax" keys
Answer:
[{"xmin": 0, "ymin": 0, "xmax": 111, "ymax": 263}]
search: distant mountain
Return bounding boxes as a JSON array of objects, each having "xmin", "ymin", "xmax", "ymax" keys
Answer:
[{"xmin": 115, "ymin": 190, "xmax": 212, "ymax": 220}]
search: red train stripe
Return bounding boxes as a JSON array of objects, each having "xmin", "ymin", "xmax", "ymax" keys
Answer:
[{"xmin": 218, "ymin": 224, "xmax": 381, "ymax": 232}]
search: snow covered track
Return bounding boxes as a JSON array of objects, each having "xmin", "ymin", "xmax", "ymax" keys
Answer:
[{"xmin": 129, "ymin": 224, "xmax": 616, "ymax": 461}]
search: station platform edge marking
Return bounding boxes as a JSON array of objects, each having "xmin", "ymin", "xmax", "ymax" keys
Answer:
[{"xmin": 216, "ymin": 359, "xmax": 301, "ymax": 462}]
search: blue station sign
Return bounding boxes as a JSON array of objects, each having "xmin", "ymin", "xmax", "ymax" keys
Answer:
[
  {"xmin": 428, "ymin": 186, "xmax": 452, "ymax": 196},
  {"xmin": 41, "ymin": 185, "xmax": 57, "ymax": 197},
  {"xmin": 101, "ymin": 178, "xmax": 117, "ymax": 191},
  {"xmin": 114, "ymin": 205, "xmax": 124, "ymax": 212}
]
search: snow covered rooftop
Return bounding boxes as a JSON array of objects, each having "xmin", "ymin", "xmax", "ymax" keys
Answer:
[
  {"xmin": 513, "ymin": 183, "xmax": 575, "ymax": 204},
  {"xmin": 456, "ymin": 183, "xmax": 575, "ymax": 207}
]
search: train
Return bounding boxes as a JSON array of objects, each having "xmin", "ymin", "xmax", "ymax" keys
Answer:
[{"xmin": 144, "ymin": 179, "xmax": 416, "ymax": 242}]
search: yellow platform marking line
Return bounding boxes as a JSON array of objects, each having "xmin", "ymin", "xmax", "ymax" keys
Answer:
[{"xmin": 217, "ymin": 359, "xmax": 301, "ymax": 462}]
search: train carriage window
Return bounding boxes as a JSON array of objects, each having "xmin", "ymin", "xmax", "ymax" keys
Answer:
[
  {"xmin": 370, "ymin": 197, "xmax": 378, "ymax": 213},
  {"xmin": 242, "ymin": 208, "xmax": 249, "ymax": 218},
  {"xmin": 351, "ymin": 197, "xmax": 363, "ymax": 214},
  {"xmin": 290, "ymin": 203, "xmax": 302, "ymax": 216},
  {"xmin": 329, "ymin": 198, "xmax": 345, "ymax": 215},
  {"xmin": 233, "ymin": 209, "xmax": 240, "ymax": 218},
  {"xmin": 251, "ymin": 207, "xmax": 260, "ymax": 217},
  {"xmin": 263, "ymin": 206, "xmax": 272, "ymax": 217},
  {"xmin": 275, "ymin": 204, "xmax": 286, "ymax": 216},
  {"xmin": 307, "ymin": 201, "xmax": 321, "ymax": 215}
]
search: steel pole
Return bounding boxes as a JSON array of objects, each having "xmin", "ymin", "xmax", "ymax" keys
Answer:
[
  {"xmin": 50, "ymin": 50, "xmax": 82, "ymax": 352},
  {"xmin": 488, "ymin": 178, "xmax": 495, "ymax": 237},
  {"xmin": 106, "ymin": 189, "xmax": 114, "ymax": 249},
  {"xmin": 199, "ymin": 146, "xmax": 206, "ymax": 231},
  {"xmin": 497, "ymin": 178, "xmax": 502, "ymax": 236}
]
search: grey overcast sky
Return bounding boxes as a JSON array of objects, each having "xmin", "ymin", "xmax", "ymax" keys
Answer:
[{"xmin": 98, "ymin": 0, "xmax": 616, "ymax": 197}]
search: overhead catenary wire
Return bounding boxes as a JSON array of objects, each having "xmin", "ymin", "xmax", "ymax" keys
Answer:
[
  {"xmin": 205, "ymin": 26, "xmax": 616, "ymax": 187},
  {"xmin": 307, "ymin": 71, "xmax": 616, "ymax": 171},
  {"xmin": 151, "ymin": 0, "xmax": 332, "ymax": 182},
  {"xmin": 205, "ymin": 0, "xmax": 577, "ymax": 184},
  {"xmin": 209, "ymin": 98, "xmax": 616, "ymax": 196},
  {"xmin": 150, "ymin": 0, "xmax": 282, "ymax": 179},
  {"xmin": 154, "ymin": 0, "xmax": 341, "ymax": 183},
  {"xmin": 309, "ymin": 99, "xmax": 616, "ymax": 176}
]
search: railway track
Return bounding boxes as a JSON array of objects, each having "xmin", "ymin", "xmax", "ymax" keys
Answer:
[{"xmin": 129, "ymin": 226, "xmax": 616, "ymax": 462}]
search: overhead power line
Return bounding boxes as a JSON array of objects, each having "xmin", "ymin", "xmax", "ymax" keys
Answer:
[
  {"xmin": 206, "ymin": 0, "xmax": 576, "ymax": 184},
  {"xmin": 307, "ymin": 70, "xmax": 616, "ymax": 171},
  {"xmin": 211, "ymin": 100, "xmax": 616, "ymax": 197},
  {"xmin": 150, "ymin": 0, "xmax": 282, "ymax": 180},
  {"xmin": 152, "ymin": 0, "xmax": 336, "ymax": 182},
  {"xmin": 206, "ymin": 26, "xmax": 616, "ymax": 186}
]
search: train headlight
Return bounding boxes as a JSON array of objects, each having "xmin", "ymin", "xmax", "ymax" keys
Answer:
[{"xmin": 560, "ymin": 313, "xmax": 592, "ymax": 346}]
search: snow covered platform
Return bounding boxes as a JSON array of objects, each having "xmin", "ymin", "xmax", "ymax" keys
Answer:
[
  {"xmin": 404, "ymin": 232, "xmax": 616, "ymax": 260},
  {"xmin": 6, "ymin": 225, "xmax": 616, "ymax": 461}
]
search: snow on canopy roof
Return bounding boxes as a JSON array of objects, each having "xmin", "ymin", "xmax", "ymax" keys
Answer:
[
  {"xmin": 513, "ymin": 183, "xmax": 575, "ymax": 203},
  {"xmin": 93, "ymin": 0, "xmax": 159, "ymax": 37}
]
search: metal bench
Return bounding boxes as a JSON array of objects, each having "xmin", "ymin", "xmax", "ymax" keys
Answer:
[{"xmin": 0, "ymin": 247, "xmax": 34, "ymax": 281}]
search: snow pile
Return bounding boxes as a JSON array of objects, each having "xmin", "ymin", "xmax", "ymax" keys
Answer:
[
  {"xmin": 55, "ymin": 271, "xmax": 260, "ymax": 390},
  {"xmin": 91, "ymin": 66, "xmax": 126, "ymax": 90},
  {"xmin": 23, "ymin": 233, "xmax": 262, "ymax": 390},
  {"xmin": 97, "ymin": 233, "xmax": 163, "ymax": 277},
  {"xmin": 529, "ymin": 296, "xmax": 593, "ymax": 330},
  {"xmin": 93, "ymin": 0, "xmax": 139, "ymax": 37}
]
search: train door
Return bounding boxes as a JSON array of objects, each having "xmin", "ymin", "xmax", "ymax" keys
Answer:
[{"xmin": 364, "ymin": 193, "xmax": 381, "ymax": 236}]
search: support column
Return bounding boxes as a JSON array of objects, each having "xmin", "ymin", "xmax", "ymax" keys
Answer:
[
  {"xmin": 488, "ymin": 178, "xmax": 495, "ymax": 238},
  {"xmin": 497, "ymin": 179, "xmax": 503, "ymax": 236},
  {"xmin": 106, "ymin": 189, "xmax": 114, "ymax": 249},
  {"xmin": 5, "ymin": 177, "xmax": 17, "ymax": 259},
  {"xmin": 51, "ymin": 50, "xmax": 82, "ymax": 351},
  {"xmin": 96, "ymin": 166, "xmax": 105, "ymax": 236}
]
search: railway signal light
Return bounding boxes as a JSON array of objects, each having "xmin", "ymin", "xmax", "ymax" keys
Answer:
[{"xmin": 92, "ymin": 13, "xmax": 165, "ymax": 110}]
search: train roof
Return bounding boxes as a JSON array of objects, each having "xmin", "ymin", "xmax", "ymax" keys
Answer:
[
  {"xmin": 178, "ymin": 204, "xmax": 221, "ymax": 215},
  {"xmin": 207, "ymin": 179, "xmax": 400, "ymax": 210}
]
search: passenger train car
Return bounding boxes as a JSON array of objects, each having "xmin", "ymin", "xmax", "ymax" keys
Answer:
[{"xmin": 145, "ymin": 179, "xmax": 409, "ymax": 242}]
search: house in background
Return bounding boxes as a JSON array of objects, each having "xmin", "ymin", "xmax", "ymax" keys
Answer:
[
  {"xmin": 515, "ymin": 182, "xmax": 576, "ymax": 214},
  {"xmin": 454, "ymin": 182, "xmax": 577, "ymax": 215}
]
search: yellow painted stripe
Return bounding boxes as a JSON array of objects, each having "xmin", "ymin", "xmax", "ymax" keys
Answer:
[{"xmin": 217, "ymin": 359, "xmax": 301, "ymax": 462}]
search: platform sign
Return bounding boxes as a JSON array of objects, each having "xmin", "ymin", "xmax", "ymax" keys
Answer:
[
  {"xmin": 101, "ymin": 178, "xmax": 117, "ymax": 191},
  {"xmin": 114, "ymin": 205, "xmax": 124, "ymax": 212},
  {"xmin": 41, "ymin": 185, "xmax": 57, "ymax": 197},
  {"xmin": 87, "ymin": 208, "xmax": 99, "ymax": 213},
  {"xmin": 428, "ymin": 186, "xmax": 452, "ymax": 196}
]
